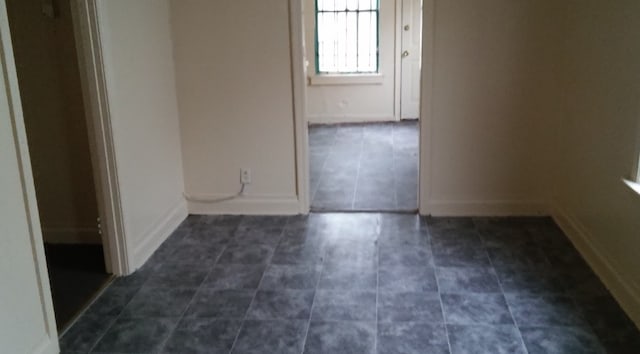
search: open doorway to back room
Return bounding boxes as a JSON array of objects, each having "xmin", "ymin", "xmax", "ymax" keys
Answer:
[
  {"xmin": 6, "ymin": 0, "xmax": 111, "ymax": 330},
  {"xmin": 304, "ymin": 0, "xmax": 422, "ymax": 212}
]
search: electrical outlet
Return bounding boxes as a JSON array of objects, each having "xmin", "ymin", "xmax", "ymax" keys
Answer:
[{"xmin": 240, "ymin": 168, "xmax": 252, "ymax": 184}]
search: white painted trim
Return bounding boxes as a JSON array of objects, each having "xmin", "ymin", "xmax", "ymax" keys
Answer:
[
  {"xmin": 188, "ymin": 195, "xmax": 301, "ymax": 215},
  {"xmin": 428, "ymin": 200, "xmax": 548, "ymax": 216},
  {"xmin": 0, "ymin": 0, "xmax": 59, "ymax": 350},
  {"xmin": 70, "ymin": 0, "xmax": 129, "ymax": 275},
  {"xmin": 289, "ymin": 0, "xmax": 310, "ymax": 214},
  {"xmin": 42, "ymin": 227, "xmax": 101, "ymax": 244},
  {"xmin": 418, "ymin": 0, "xmax": 434, "ymax": 215},
  {"xmin": 132, "ymin": 199, "xmax": 188, "ymax": 270},
  {"xmin": 307, "ymin": 115, "xmax": 396, "ymax": 124},
  {"xmin": 552, "ymin": 203, "xmax": 640, "ymax": 327},
  {"xmin": 309, "ymin": 73, "xmax": 384, "ymax": 86},
  {"xmin": 393, "ymin": 0, "xmax": 402, "ymax": 121},
  {"xmin": 623, "ymin": 178, "xmax": 640, "ymax": 197}
]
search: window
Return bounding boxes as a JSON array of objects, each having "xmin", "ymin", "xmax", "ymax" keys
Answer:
[{"xmin": 315, "ymin": 0, "xmax": 379, "ymax": 74}]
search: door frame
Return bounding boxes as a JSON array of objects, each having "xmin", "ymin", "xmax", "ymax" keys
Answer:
[
  {"xmin": 289, "ymin": 0, "xmax": 435, "ymax": 214},
  {"xmin": 70, "ymin": 0, "xmax": 129, "ymax": 275},
  {"xmin": 2, "ymin": 0, "xmax": 130, "ymax": 275}
]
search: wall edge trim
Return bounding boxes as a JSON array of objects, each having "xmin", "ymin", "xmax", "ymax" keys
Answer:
[
  {"xmin": 428, "ymin": 200, "xmax": 548, "ymax": 216},
  {"xmin": 551, "ymin": 202, "xmax": 640, "ymax": 328},
  {"xmin": 131, "ymin": 198, "xmax": 188, "ymax": 271},
  {"xmin": 187, "ymin": 195, "xmax": 300, "ymax": 215}
]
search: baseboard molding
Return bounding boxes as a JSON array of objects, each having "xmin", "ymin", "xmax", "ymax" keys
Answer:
[
  {"xmin": 42, "ymin": 226, "xmax": 101, "ymax": 244},
  {"xmin": 552, "ymin": 203, "xmax": 640, "ymax": 328},
  {"xmin": 131, "ymin": 199, "xmax": 188, "ymax": 270},
  {"xmin": 32, "ymin": 335, "xmax": 59, "ymax": 354},
  {"xmin": 307, "ymin": 115, "xmax": 398, "ymax": 124},
  {"xmin": 427, "ymin": 200, "xmax": 548, "ymax": 216},
  {"xmin": 187, "ymin": 194, "xmax": 301, "ymax": 215}
]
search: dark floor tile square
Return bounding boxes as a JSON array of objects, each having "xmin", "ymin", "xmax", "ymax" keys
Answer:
[
  {"xmin": 145, "ymin": 263, "xmax": 209, "ymax": 288},
  {"xmin": 379, "ymin": 244, "xmax": 433, "ymax": 267},
  {"xmin": 433, "ymin": 245, "xmax": 492, "ymax": 267},
  {"xmin": 231, "ymin": 226, "xmax": 285, "ymax": 247},
  {"xmin": 202, "ymin": 264, "xmax": 266, "ymax": 290},
  {"xmin": 378, "ymin": 229, "xmax": 429, "ymax": 248},
  {"xmin": 317, "ymin": 262, "xmax": 377, "ymax": 290},
  {"xmin": 92, "ymin": 317, "xmax": 177, "ymax": 353},
  {"xmin": 161, "ymin": 243, "xmax": 224, "ymax": 267},
  {"xmin": 378, "ymin": 291, "xmax": 443, "ymax": 323},
  {"xmin": 185, "ymin": 289, "xmax": 254, "ymax": 318},
  {"xmin": 377, "ymin": 322, "xmax": 450, "ymax": 354},
  {"xmin": 311, "ymin": 290, "xmax": 376, "ymax": 321},
  {"xmin": 303, "ymin": 321, "xmax": 376, "ymax": 354},
  {"xmin": 238, "ymin": 215, "xmax": 289, "ymax": 229},
  {"xmin": 574, "ymin": 294, "xmax": 637, "ymax": 330},
  {"xmin": 271, "ymin": 242, "xmax": 325, "ymax": 265},
  {"xmin": 217, "ymin": 244, "xmax": 274, "ymax": 264},
  {"xmin": 83, "ymin": 286, "xmax": 139, "ymax": 317},
  {"xmin": 478, "ymin": 229, "xmax": 535, "ymax": 249},
  {"xmin": 379, "ymin": 265, "xmax": 438, "ymax": 292},
  {"xmin": 183, "ymin": 225, "xmax": 236, "ymax": 247},
  {"xmin": 520, "ymin": 326, "xmax": 605, "ymax": 354},
  {"xmin": 162, "ymin": 318, "xmax": 242, "ymax": 354},
  {"xmin": 593, "ymin": 325, "xmax": 640, "ymax": 354},
  {"xmin": 441, "ymin": 293, "xmax": 513, "ymax": 325},
  {"xmin": 430, "ymin": 229, "xmax": 484, "ymax": 249},
  {"xmin": 426, "ymin": 217, "xmax": 476, "ymax": 232},
  {"xmin": 232, "ymin": 320, "xmax": 308, "ymax": 354},
  {"xmin": 121, "ymin": 287, "xmax": 196, "ymax": 318},
  {"xmin": 496, "ymin": 267, "xmax": 566, "ymax": 294},
  {"xmin": 59, "ymin": 314, "xmax": 117, "ymax": 353},
  {"xmin": 324, "ymin": 240, "xmax": 378, "ymax": 265},
  {"xmin": 259, "ymin": 264, "xmax": 321, "ymax": 290},
  {"xmin": 246, "ymin": 290, "xmax": 314, "ymax": 320},
  {"xmin": 436, "ymin": 266, "xmax": 501, "ymax": 293},
  {"xmin": 488, "ymin": 246, "xmax": 551, "ymax": 270},
  {"xmin": 447, "ymin": 324, "xmax": 526, "ymax": 354},
  {"xmin": 506, "ymin": 294, "xmax": 588, "ymax": 327}
]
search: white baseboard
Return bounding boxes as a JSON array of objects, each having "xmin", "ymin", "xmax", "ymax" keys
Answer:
[
  {"xmin": 307, "ymin": 115, "xmax": 398, "ymax": 124},
  {"xmin": 552, "ymin": 203, "xmax": 640, "ymax": 328},
  {"xmin": 131, "ymin": 199, "xmax": 188, "ymax": 270},
  {"xmin": 427, "ymin": 200, "xmax": 548, "ymax": 216},
  {"xmin": 187, "ymin": 194, "xmax": 301, "ymax": 215},
  {"xmin": 42, "ymin": 226, "xmax": 101, "ymax": 244}
]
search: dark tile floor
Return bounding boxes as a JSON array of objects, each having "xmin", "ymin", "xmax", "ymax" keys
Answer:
[
  {"xmin": 60, "ymin": 214, "xmax": 640, "ymax": 354},
  {"xmin": 309, "ymin": 122, "xmax": 418, "ymax": 212}
]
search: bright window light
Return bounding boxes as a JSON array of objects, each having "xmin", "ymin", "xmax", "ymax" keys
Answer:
[{"xmin": 316, "ymin": 0, "xmax": 379, "ymax": 74}]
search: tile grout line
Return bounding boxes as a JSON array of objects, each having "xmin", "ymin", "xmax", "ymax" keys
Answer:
[
  {"xmin": 351, "ymin": 129, "xmax": 365, "ymax": 210},
  {"xmin": 309, "ymin": 127, "xmax": 337, "ymax": 208},
  {"xmin": 428, "ymin": 224, "xmax": 454, "ymax": 354},
  {"xmin": 298, "ymin": 245, "xmax": 326, "ymax": 354},
  {"xmin": 479, "ymin": 227, "xmax": 531, "ymax": 354},
  {"xmin": 374, "ymin": 215, "xmax": 381, "ymax": 354},
  {"xmin": 228, "ymin": 219, "xmax": 288, "ymax": 353},
  {"xmin": 156, "ymin": 219, "xmax": 244, "ymax": 354}
]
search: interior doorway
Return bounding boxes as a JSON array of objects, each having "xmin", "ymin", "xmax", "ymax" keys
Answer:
[
  {"xmin": 6, "ymin": 0, "xmax": 111, "ymax": 330},
  {"xmin": 301, "ymin": 0, "xmax": 423, "ymax": 212}
]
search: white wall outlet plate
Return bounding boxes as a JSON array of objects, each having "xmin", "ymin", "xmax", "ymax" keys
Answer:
[{"xmin": 240, "ymin": 168, "xmax": 252, "ymax": 184}]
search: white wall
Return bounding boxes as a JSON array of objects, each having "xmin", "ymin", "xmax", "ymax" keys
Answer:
[
  {"xmin": 423, "ymin": 0, "xmax": 566, "ymax": 216},
  {"xmin": 0, "ymin": 0, "xmax": 58, "ymax": 351},
  {"xmin": 553, "ymin": 0, "xmax": 640, "ymax": 325},
  {"xmin": 305, "ymin": 0, "xmax": 397, "ymax": 123},
  {"xmin": 171, "ymin": 0, "xmax": 299, "ymax": 214},
  {"xmin": 97, "ymin": 0, "xmax": 187, "ymax": 269},
  {"xmin": 7, "ymin": 0, "xmax": 101, "ymax": 244}
]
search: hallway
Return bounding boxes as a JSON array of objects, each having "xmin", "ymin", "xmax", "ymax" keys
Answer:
[{"xmin": 309, "ymin": 122, "xmax": 419, "ymax": 212}]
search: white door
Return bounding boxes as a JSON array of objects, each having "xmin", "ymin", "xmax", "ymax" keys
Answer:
[
  {"xmin": 0, "ymin": 1, "xmax": 59, "ymax": 353},
  {"xmin": 400, "ymin": 0, "xmax": 422, "ymax": 119}
]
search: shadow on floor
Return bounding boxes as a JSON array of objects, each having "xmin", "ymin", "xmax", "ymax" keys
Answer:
[{"xmin": 45, "ymin": 243, "xmax": 111, "ymax": 331}]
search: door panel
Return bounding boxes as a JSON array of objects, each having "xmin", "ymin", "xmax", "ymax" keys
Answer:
[
  {"xmin": 0, "ymin": 1, "xmax": 59, "ymax": 352},
  {"xmin": 400, "ymin": 0, "xmax": 422, "ymax": 119}
]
